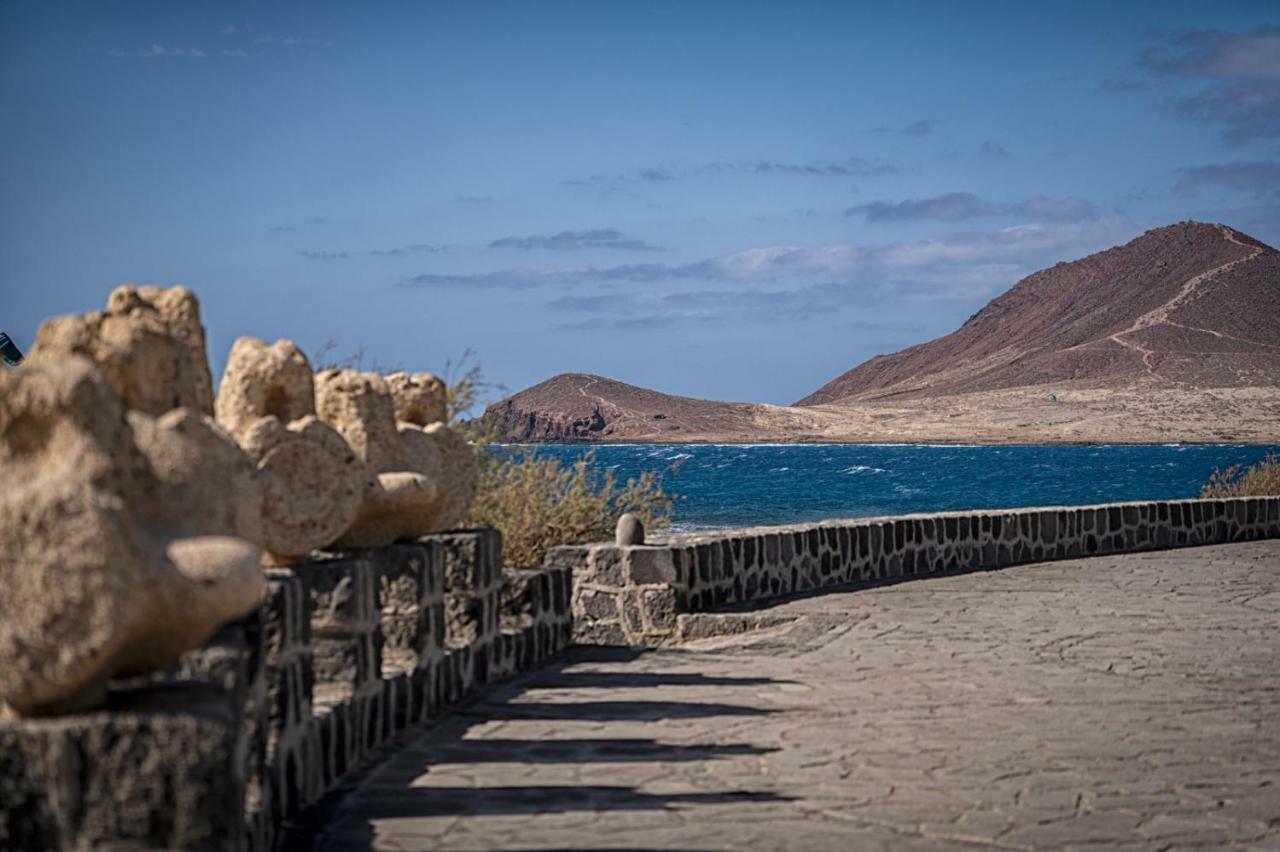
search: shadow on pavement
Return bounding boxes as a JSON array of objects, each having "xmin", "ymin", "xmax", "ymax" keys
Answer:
[
  {"xmin": 423, "ymin": 737, "xmax": 778, "ymax": 764},
  {"xmin": 459, "ymin": 698, "xmax": 776, "ymax": 722},
  {"xmin": 340, "ymin": 785, "xmax": 792, "ymax": 820},
  {"xmin": 522, "ymin": 670, "xmax": 786, "ymax": 689},
  {"xmin": 290, "ymin": 649, "xmax": 792, "ymax": 850}
]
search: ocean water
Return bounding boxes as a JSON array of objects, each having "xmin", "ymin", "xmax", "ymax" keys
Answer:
[{"xmin": 494, "ymin": 443, "xmax": 1280, "ymax": 532}]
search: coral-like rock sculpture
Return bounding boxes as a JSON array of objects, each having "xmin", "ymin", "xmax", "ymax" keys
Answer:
[
  {"xmin": 33, "ymin": 284, "xmax": 215, "ymax": 416},
  {"xmin": 315, "ymin": 369, "xmax": 439, "ymax": 547},
  {"xmin": 130, "ymin": 408, "xmax": 265, "ymax": 544},
  {"xmin": 215, "ymin": 338, "xmax": 363, "ymax": 563},
  {"xmin": 422, "ymin": 421, "xmax": 478, "ymax": 529},
  {"xmin": 386, "ymin": 371, "xmax": 448, "ymax": 427},
  {"xmin": 385, "ymin": 373, "xmax": 479, "ymax": 531},
  {"xmin": 0, "ymin": 355, "xmax": 263, "ymax": 717},
  {"xmin": 314, "ymin": 369, "xmax": 478, "ymax": 546}
]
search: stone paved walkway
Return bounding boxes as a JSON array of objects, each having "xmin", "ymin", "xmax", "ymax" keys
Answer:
[{"xmin": 315, "ymin": 541, "xmax": 1280, "ymax": 850}]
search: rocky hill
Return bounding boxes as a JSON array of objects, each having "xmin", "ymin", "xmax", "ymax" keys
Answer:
[
  {"xmin": 484, "ymin": 373, "xmax": 824, "ymax": 443},
  {"xmin": 798, "ymin": 222, "xmax": 1280, "ymax": 405},
  {"xmin": 485, "ymin": 222, "xmax": 1280, "ymax": 444}
]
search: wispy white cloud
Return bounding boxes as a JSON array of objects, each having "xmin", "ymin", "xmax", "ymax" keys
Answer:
[
  {"xmin": 302, "ymin": 243, "xmax": 446, "ymax": 260},
  {"xmin": 112, "ymin": 29, "xmax": 332, "ymax": 61},
  {"xmin": 847, "ymin": 193, "xmax": 1097, "ymax": 223},
  {"xmin": 562, "ymin": 156, "xmax": 896, "ymax": 193},
  {"xmin": 871, "ymin": 119, "xmax": 937, "ymax": 136},
  {"xmin": 1141, "ymin": 27, "xmax": 1280, "ymax": 78},
  {"xmin": 402, "ymin": 219, "xmax": 1138, "ymax": 323},
  {"xmin": 489, "ymin": 228, "xmax": 662, "ymax": 252},
  {"xmin": 1173, "ymin": 161, "xmax": 1280, "ymax": 198},
  {"xmin": 108, "ymin": 44, "xmax": 206, "ymax": 59},
  {"xmin": 255, "ymin": 35, "xmax": 332, "ymax": 49},
  {"xmin": 1140, "ymin": 28, "xmax": 1280, "ymax": 143}
]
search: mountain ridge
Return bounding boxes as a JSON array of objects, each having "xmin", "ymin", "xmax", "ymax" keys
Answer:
[{"xmin": 797, "ymin": 221, "xmax": 1279, "ymax": 405}]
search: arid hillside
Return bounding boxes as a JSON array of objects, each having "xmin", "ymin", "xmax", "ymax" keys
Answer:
[
  {"xmin": 798, "ymin": 222, "xmax": 1280, "ymax": 405},
  {"xmin": 485, "ymin": 222, "xmax": 1280, "ymax": 444},
  {"xmin": 484, "ymin": 373, "xmax": 825, "ymax": 443}
]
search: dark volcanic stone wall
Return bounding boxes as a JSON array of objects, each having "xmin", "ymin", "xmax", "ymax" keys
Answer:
[
  {"xmin": 0, "ymin": 529, "xmax": 572, "ymax": 852},
  {"xmin": 555, "ymin": 497, "xmax": 1280, "ymax": 646}
]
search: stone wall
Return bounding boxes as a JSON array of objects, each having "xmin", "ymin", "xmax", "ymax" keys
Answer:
[
  {"xmin": 0, "ymin": 529, "xmax": 572, "ymax": 852},
  {"xmin": 556, "ymin": 497, "xmax": 1280, "ymax": 646}
]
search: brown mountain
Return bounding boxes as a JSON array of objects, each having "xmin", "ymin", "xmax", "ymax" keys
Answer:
[
  {"xmin": 486, "ymin": 222, "xmax": 1280, "ymax": 444},
  {"xmin": 798, "ymin": 221, "xmax": 1280, "ymax": 405}
]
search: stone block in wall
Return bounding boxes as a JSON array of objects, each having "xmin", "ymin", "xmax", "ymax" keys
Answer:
[
  {"xmin": 500, "ymin": 566, "xmax": 540, "ymax": 631},
  {"xmin": 113, "ymin": 610, "xmax": 268, "ymax": 850},
  {"xmin": 261, "ymin": 568, "xmax": 319, "ymax": 823},
  {"xmin": 625, "ymin": 546, "xmax": 679, "ymax": 584},
  {"xmin": 175, "ymin": 615, "xmax": 267, "ymax": 851},
  {"xmin": 376, "ymin": 541, "xmax": 445, "ymax": 678},
  {"xmin": 430, "ymin": 530, "xmax": 501, "ymax": 654},
  {"xmin": 304, "ymin": 555, "xmax": 383, "ymax": 703},
  {"xmin": 0, "ymin": 682, "xmax": 244, "ymax": 852}
]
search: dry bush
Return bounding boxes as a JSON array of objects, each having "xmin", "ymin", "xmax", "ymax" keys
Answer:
[
  {"xmin": 466, "ymin": 449, "xmax": 673, "ymax": 567},
  {"xmin": 1200, "ymin": 453, "xmax": 1280, "ymax": 498},
  {"xmin": 444, "ymin": 355, "xmax": 674, "ymax": 566}
]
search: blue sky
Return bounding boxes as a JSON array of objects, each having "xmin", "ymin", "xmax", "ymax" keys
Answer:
[{"xmin": 3, "ymin": 1, "xmax": 1279, "ymax": 406}]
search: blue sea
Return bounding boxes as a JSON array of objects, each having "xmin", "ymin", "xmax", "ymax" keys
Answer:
[{"xmin": 495, "ymin": 443, "xmax": 1280, "ymax": 532}]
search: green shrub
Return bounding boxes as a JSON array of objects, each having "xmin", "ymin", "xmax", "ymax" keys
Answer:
[{"xmin": 1200, "ymin": 453, "xmax": 1280, "ymax": 498}]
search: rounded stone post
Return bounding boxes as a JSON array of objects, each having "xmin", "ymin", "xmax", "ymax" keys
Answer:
[{"xmin": 616, "ymin": 513, "xmax": 645, "ymax": 546}]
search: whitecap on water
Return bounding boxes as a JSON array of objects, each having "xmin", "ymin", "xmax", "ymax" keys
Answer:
[{"xmin": 841, "ymin": 465, "xmax": 886, "ymax": 474}]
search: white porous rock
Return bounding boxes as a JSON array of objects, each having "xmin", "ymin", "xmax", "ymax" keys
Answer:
[
  {"xmin": 33, "ymin": 284, "xmax": 215, "ymax": 416},
  {"xmin": 315, "ymin": 369, "xmax": 454, "ymax": 547},
  {"xmin": 386, "ymin": 371, "xmax": 448, "ymax": 426},
  {"xmin": 215, "ymin": 337, "xmax": 363, "ymax": 562},
  {"xmin": 385, "ymin": 372, "xmax": 479, "ymax": 530},
  {"xmin": 0, "ymin": 355, "xmax": 263, "ymax": 718}
]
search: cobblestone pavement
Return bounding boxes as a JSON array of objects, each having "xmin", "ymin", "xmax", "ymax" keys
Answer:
[{"xmin": 316, "ymin": 541, "xmax": 1280, "ymax": 850}]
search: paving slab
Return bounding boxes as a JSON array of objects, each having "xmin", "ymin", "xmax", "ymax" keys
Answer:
[{"xmin": 314, "ymin": 540, "xmax": 1280, "ymax": 850}]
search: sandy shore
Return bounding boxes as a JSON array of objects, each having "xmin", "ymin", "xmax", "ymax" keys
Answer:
[{"xmin": 588, "ymin": 384, "xmax": 1280, "ymax": 445}]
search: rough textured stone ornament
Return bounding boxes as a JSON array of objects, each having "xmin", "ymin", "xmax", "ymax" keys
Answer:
[
  {"xmin": 386, "ymin": 370, "xmax": 481, "ymax": 532},
  {"xmin": 33, "ymin": 284, "xmax": 215, "ymax": 416},
  {"xmin": 215, "ymin": 337, "xmax": 363, "ymax": 562},
  {"xmin": 386, "ymin": 371, "xmax": 447, "ymax": 427},
  {"xmin": 129, "ymin": 407, "xmax": 265, "ymax": 544},
  {"xmin": 0, "ymin": 355, "xmax": 263, "ymax": 717},
  {"xmin": 385, "ymin": 372, "xmax": 480, "ymax": 533},
  {"xmin": 315, "ymin": 369, "xmax": 443, "ymax": 547}
]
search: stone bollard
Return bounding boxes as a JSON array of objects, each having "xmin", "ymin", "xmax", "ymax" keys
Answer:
[{"xmin": 616, "ymin": 513, "xmax": 645, "ymax": 546}]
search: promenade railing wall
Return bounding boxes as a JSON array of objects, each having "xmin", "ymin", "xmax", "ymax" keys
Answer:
[
  {"xmin": 555, "ymin": 497, "xmax": 1280, "ymax": 646},
  {"xmin": 1, "ymin": 529, "xmax": 572, "ymax": 852}
]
